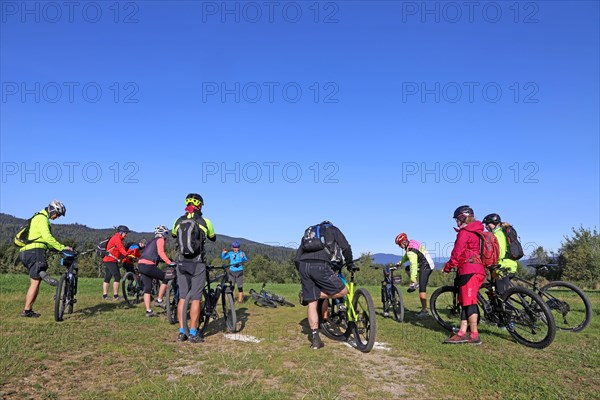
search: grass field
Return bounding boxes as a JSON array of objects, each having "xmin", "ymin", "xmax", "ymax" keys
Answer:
[{"xmin": 1, "ymin": 273, "xmax": 599, "ymax": 400}]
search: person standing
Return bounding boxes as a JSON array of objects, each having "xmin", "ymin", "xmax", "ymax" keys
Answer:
[
  {"xmin": 102, "ymin": 225, "xmax": 130, "ymax": 300},
  {"xmin": 18, "ymin": 200, "xmax": 72, "ymax": 318},
  {"xmin": 221, "ymin": 241, "xmax": 248, "ymax": 303},
  {"xmin": 172, "ymin": 193, "xmax": 216, "ymax": 343}
]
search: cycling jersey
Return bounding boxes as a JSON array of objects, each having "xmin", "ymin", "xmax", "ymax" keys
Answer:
[
  {"xmin": 19, "ymin": 209, "xmax": 65, "ymax": 252},
  {"xmin": 102, "ymin": 233, "xmax": 128, "ymax": 262},
  {"xmin": 446, "ymin": 221, "xmax": 486, "ymax": 276},
  {"xmin": 122, "ymin": 244, "xmax": 142, "ymax": 266},
  {"xmin": 221, "ymin": 250, "xmax": 248, "ymax": 272},
  {"xmin": 139, "ymin": 237, "xmax": 172, "ymax": 265},
  {"xmin": 492, "ymin": 227, "xmax": 518, "ymax": 275},
  {"xmin": 399, "ymin": 240, "xmax": 435, "ymax": 283}
]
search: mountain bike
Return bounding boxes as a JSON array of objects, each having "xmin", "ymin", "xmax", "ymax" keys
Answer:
[
  {"xmin": 249, "ymin": 282, "xmax": 296, "ymax": 308},
  {"xmin": 430, "ymin": 269, "xmax": 556, "ymax": 349},
  {"xmin": 54, "ymin": 249, "xmax": 94, "ymax": 322},
  {"xmin": 371, "ymin": 265, "xmax": 404, "ymax": 322},
  {"xmin": 165, "ymin": 274, "xmax": 179, "ymax": 324},
  {"xmin": 510, "ymin": 264, "xmax": 592, "ymax": 332},
  {"xmin": 182, "ymin": 264, "xmax": 237, "ymax": 337},
  {"xmin": 121, "ymin": 264, "xmax": 161, "ymax": 306},
  {"xmin": 317, "ymin": 261, "xmax": 377, "ymax": 353}
]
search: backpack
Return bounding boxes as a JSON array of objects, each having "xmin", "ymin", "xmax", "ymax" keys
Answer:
[
  {"xmin": 96, "ymin": 236, "xmax": 113, "ymax": 259},
  {"xmin": 473, "ymin": 231, "xmax": 500, "ymax": 268},
  {"xmin": 13, "ymin": 212, "xmax": 43, "ymax": 248},
  {"xmin": 177, "ymin": 217, "xmax": 205, "ymax": 256},
  {"xmin": 301, "ymin": 224, "xmax": 328, "ymax": 252},
  {"xmin": 504, "ymin": 225, "xmax": 524, "ymax": 260}
]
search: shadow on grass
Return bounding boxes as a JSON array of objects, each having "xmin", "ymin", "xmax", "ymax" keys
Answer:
[
  {"xmin": 72, "ymin": 300, "xmax": 132, "ymax": 318},
  {"xmin": 201, "ymin": 307, "xmax": 250, "ymax": 338}
]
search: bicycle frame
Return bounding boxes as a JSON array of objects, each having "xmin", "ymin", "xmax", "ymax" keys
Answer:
[{"xmin": 339, "ymin": 271, "xmax": 359, "ymax": 322}]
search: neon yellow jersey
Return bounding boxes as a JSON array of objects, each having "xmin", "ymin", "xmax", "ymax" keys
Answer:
[
  {"xmin": 493, "ymin": 227, "xmax": 518, "ymax": 275},
  {"xmin": 19, "ymin": 209, "xmax": 66, "ymax": 252}
]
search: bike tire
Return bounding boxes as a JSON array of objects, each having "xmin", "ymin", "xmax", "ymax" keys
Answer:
[
  {"xmin": 165, "ymin": 279, "xmax": 179, "ymax": 324},
  {"xmin": 391, "ymin": 286, "xmax": 404, "ymax": 322},
  {"xmin": 121, "ymin": 272, "xmax": 140, "ymax": 305},
  {"xmin": 280, "ymin": 299, "xmax": 295, "ymax": 307},
  {"xmin": 352, "ymin": 288, "xmax": 377, "ymax": 353},
  {"xmin": 539, "ymin": 281, "xmax": 592, "ymax": 333},
  {"xmin": 54, "ymin": 273, "xmax": 67, "ymax": 322},
  {"xmin": 318, "ymin": 298, "xmax": 350, "ymax": 341},
  {"xmin": 183, "ymin": 291, "xmax": 209, "ymax": 336},
  {"xmin": 272, "ymin": 294, "xmax": 295, "ymax": 307},
  {"xmin": 502, "ymin": 286, "xmax": 556, "ymax": 349},
  {"xmin": 430, "ymin": 286, "xmax": 461, "ymax": 333},
  {"xmin": 222, "ymin": 291, "xmax": 237, "ymax": 332},
  {"xmin": 255, "ymin": 298, "xmax": 277, "ymax": 308}
]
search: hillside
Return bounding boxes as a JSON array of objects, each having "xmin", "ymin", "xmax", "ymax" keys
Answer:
[
  {"xmin": 0, "ymin": 213, "xmax": 295, "ymax": 263},
  {"xmin": 371, "ymin": 253, "xmax": 448, "ymax": 269}
]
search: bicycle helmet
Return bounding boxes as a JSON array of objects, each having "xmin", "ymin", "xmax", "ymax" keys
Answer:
[
  {"xmin": 453, "ymin": 205, "xmax": 474, "ymax": 223},
  {"xmin": 482, "ymin": 213, "xmax": 501, "ymax": 225},
  {"xmin": 48, "ymin": 200, "xmax": 66, "ymax": 217},
  {"xmin": 185, "ymin": 193, "xmax": 203, "ymax": 207},
  {"xmin": 395, "ymin": 233, "xmax": 408, "ymax": 246},
  {"xmin": 231, "ymin": 241, "xmax": 240, "ymax": 248},
  {"xmin": 117, "ymin": 225, "xmax": 130, "ymax": 233},
  {"xmin": 154, "ymin": 225, "xmax": 169, "ymax": 236}
]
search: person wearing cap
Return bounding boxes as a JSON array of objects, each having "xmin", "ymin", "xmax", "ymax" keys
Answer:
[
  {"xmin": 172, "ymin": 193, "xmax": 216, "ymax": 343},
  {"xmin": 221, "ymin": 241, "xmax": 248, "ymax": 303},
  {"xmin": 442, "ymin": 205, "xmax": 486, "ymax": 345},
  {"xmin": 19, "ymin": 200, "xmax": 72, "ymax": 318},
  {"xmin": 394, "ymin": 233, "xmax": 435, "ymax": 317},
  {"xmin": 102, "ymin": 225, "xmax": 130, "ymax": 300}
]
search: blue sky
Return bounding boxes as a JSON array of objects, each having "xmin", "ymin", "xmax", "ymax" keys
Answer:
[{"xmin": 1, "ymin": 1, "xmax": 598, "ymax": 259}]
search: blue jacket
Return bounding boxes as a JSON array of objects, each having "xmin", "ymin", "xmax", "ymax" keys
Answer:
[{"xmin": 221, "ymin": 250, "xmax": 248, "ymax": 272}]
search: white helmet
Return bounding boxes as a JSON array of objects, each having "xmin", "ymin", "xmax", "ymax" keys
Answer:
[
  {"xmin": 48, "ymin": 200, "xmax": 66, "ymax": 217},
  {"xmin": 154, "ymin": 225, "xmax": 169, "ymax": 237}
]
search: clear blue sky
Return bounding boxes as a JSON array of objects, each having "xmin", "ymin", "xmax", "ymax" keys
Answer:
[{"xmin": 1, "ymin": 1, "xmax": 598, "ymax": 259}]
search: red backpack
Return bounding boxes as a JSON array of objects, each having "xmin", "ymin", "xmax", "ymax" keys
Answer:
[{"xmin": 473, "ymin": 231, "xmax": 500, "ymax": 268}]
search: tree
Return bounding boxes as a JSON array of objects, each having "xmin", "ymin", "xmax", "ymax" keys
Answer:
[{"xmin": 558, "ymin": 226, "xmax": 600, "ymax": 286}]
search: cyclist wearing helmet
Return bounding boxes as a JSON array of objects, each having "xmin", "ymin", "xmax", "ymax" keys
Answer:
[
  {"xmin": 482, "ymin": 213, "xmax": 518, "ymax": 294},
  {"xmin": 138, "ymin": 226, "xmax": 174, "ymax": 317},
  {"xmin": 172, "ymin": 193, "xmax": 216, "ymax": 343},
  {"xmin": 442, "ymin": 205, "xmax": 486, "ymax": 345},
  {"xmin": 102, "ymin": 225, "xmax": 130, "ymax": 300},
  {"xmin": 221, "ymin": 241, "xmax": 248, "ymax": 303},
  {"xmin": 18, "ymin": 200, "xmax": 72, "ymax": 318},
  {"xmin": 394, "ymin": 232, "xmax": 435, "ymax": 317},
  {"xmin": 122, "ymin": 239, "xmax": 147, "ymax": 276}
]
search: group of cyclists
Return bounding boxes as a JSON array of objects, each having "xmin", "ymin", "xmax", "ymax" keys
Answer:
[{"xmin": 17, "ymin": 196, "xmax": 516, "ymax": 347}]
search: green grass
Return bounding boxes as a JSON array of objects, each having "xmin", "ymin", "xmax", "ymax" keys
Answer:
[{"xmin": 1, "ymin": 274, "xmax": 599, "ymax": 399}]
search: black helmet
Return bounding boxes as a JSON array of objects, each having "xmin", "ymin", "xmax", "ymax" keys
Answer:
[
  {"xmin": 185, "ymin": 193, "xmax": 204, "ymax": 207},
  {"xmin": 116, "ymin": 225, "xmax": 130, "ymax": 233},
  {"xmin": 453, "ymin": 205, "xmax": 474, "ymax": 223},
  {"xmin": 482, "ymin": 213, "xmax": 501, "ymax": 225}
]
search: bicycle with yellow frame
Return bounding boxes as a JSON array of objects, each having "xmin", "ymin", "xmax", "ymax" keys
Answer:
[{"xmin": 317, "ymin": 260, "xmax": 377, "ymax": 353}]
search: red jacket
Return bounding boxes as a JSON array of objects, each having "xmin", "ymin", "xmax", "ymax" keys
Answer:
[
  {"xmin": 122, "ymin": 246, "xmax": 142, "ymax": 265},
  {"xmin": 102, "ymin": 233, "xmax": 128, "ymax": 263},
  {"xmin": 446, "ymin": 220, "xmax": 486, "ymax": 276}
]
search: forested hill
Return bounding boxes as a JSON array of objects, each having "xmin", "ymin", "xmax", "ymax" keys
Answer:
[{"xmin": 0, "ymin": 213, "xmax": 296, "ymax": 264}]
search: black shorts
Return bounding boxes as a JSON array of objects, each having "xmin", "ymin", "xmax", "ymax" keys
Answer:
[
  {"xmin": 104, "ymin": 262, "xmax": 121, "ymax": 283},
  {"xmin": 20, "ymin": 248, "xmax": 48, "ymax": 280},
  {"xmin": 299, "ymin": 261, "xmax": 345, "ymax": 303},
  {"xmin": 419, "ymin": 268, "xmax": 433, "ymax": 292},
  {"xmin": 138, "ymin": 263, "xmax": 166, "ymax": 295},
  {"xmin": 122, "ymin": 262, "xmax": 135, "ymax": 275}
]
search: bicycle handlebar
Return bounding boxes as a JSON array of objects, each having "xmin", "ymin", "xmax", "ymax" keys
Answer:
[{"xmin": 527, "ymin": 263, "xmax": 559, "ymax": 269}]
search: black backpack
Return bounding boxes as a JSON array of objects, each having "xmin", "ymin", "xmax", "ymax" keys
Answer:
[
  {"xmin": 301, "ymin": 223, "xmax": 328, "ymax": 252},
  {"xmin": 96, "ymin": 236, "xmax": 114, "ymax": 259},
  {"xmin": 177, "ymin": 217, "xmax": 205, "ymax": 256},
  {"xmin": 504, "ymin": 225, "xmax": 524, "ymax": 260}
]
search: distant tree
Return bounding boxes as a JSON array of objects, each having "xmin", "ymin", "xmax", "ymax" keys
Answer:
[{"xmin": 557, "ymin": 227, "xmax": 600, "ymax": 286}]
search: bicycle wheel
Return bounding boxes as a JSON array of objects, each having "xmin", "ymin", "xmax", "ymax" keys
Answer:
[
  {"xmin": 352, "ymin": 288, "xmax": 376, "ymax": 353},
  {"xmin": 272, "ymin": 294, "xmax": 295, "ymax": 307},
  {"xmin": 121, "ymin": 272, "xmax": 140, "ymax": 305},
  {"xmin": 430, "ymin": 286, "xmax": 461, "ymax": 333},
  {"xmin": 165, "ymin": 280, "xmax": 179, "ymax": 324},
  {"xmin": 183, "ymin": 291, "xmax": 209, "ymax": 335},
  {"xmin": 391, "ymin": 286, "xmax": 404, "ymax": 322},
  {"xmin": 255, "ymin": 297, "xmax": 277, "ymax": 308},
  {"xmin": 318, "ymin": 298, "xmax": 350, "ymax": 341},
  {"xmin": 502, "ymin": 286, "xmax": 556, "ymax": 349},
  {"xmin": 539, "ymin": 281, "xmax": 592, "ymax": 332},
  {"xmin": 54, "ymin": 273, "xmax": 67, "ymax": 322},
  {"xmin": 222, "ymin": 291, "xmax": 237, "ymax": 332}
]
